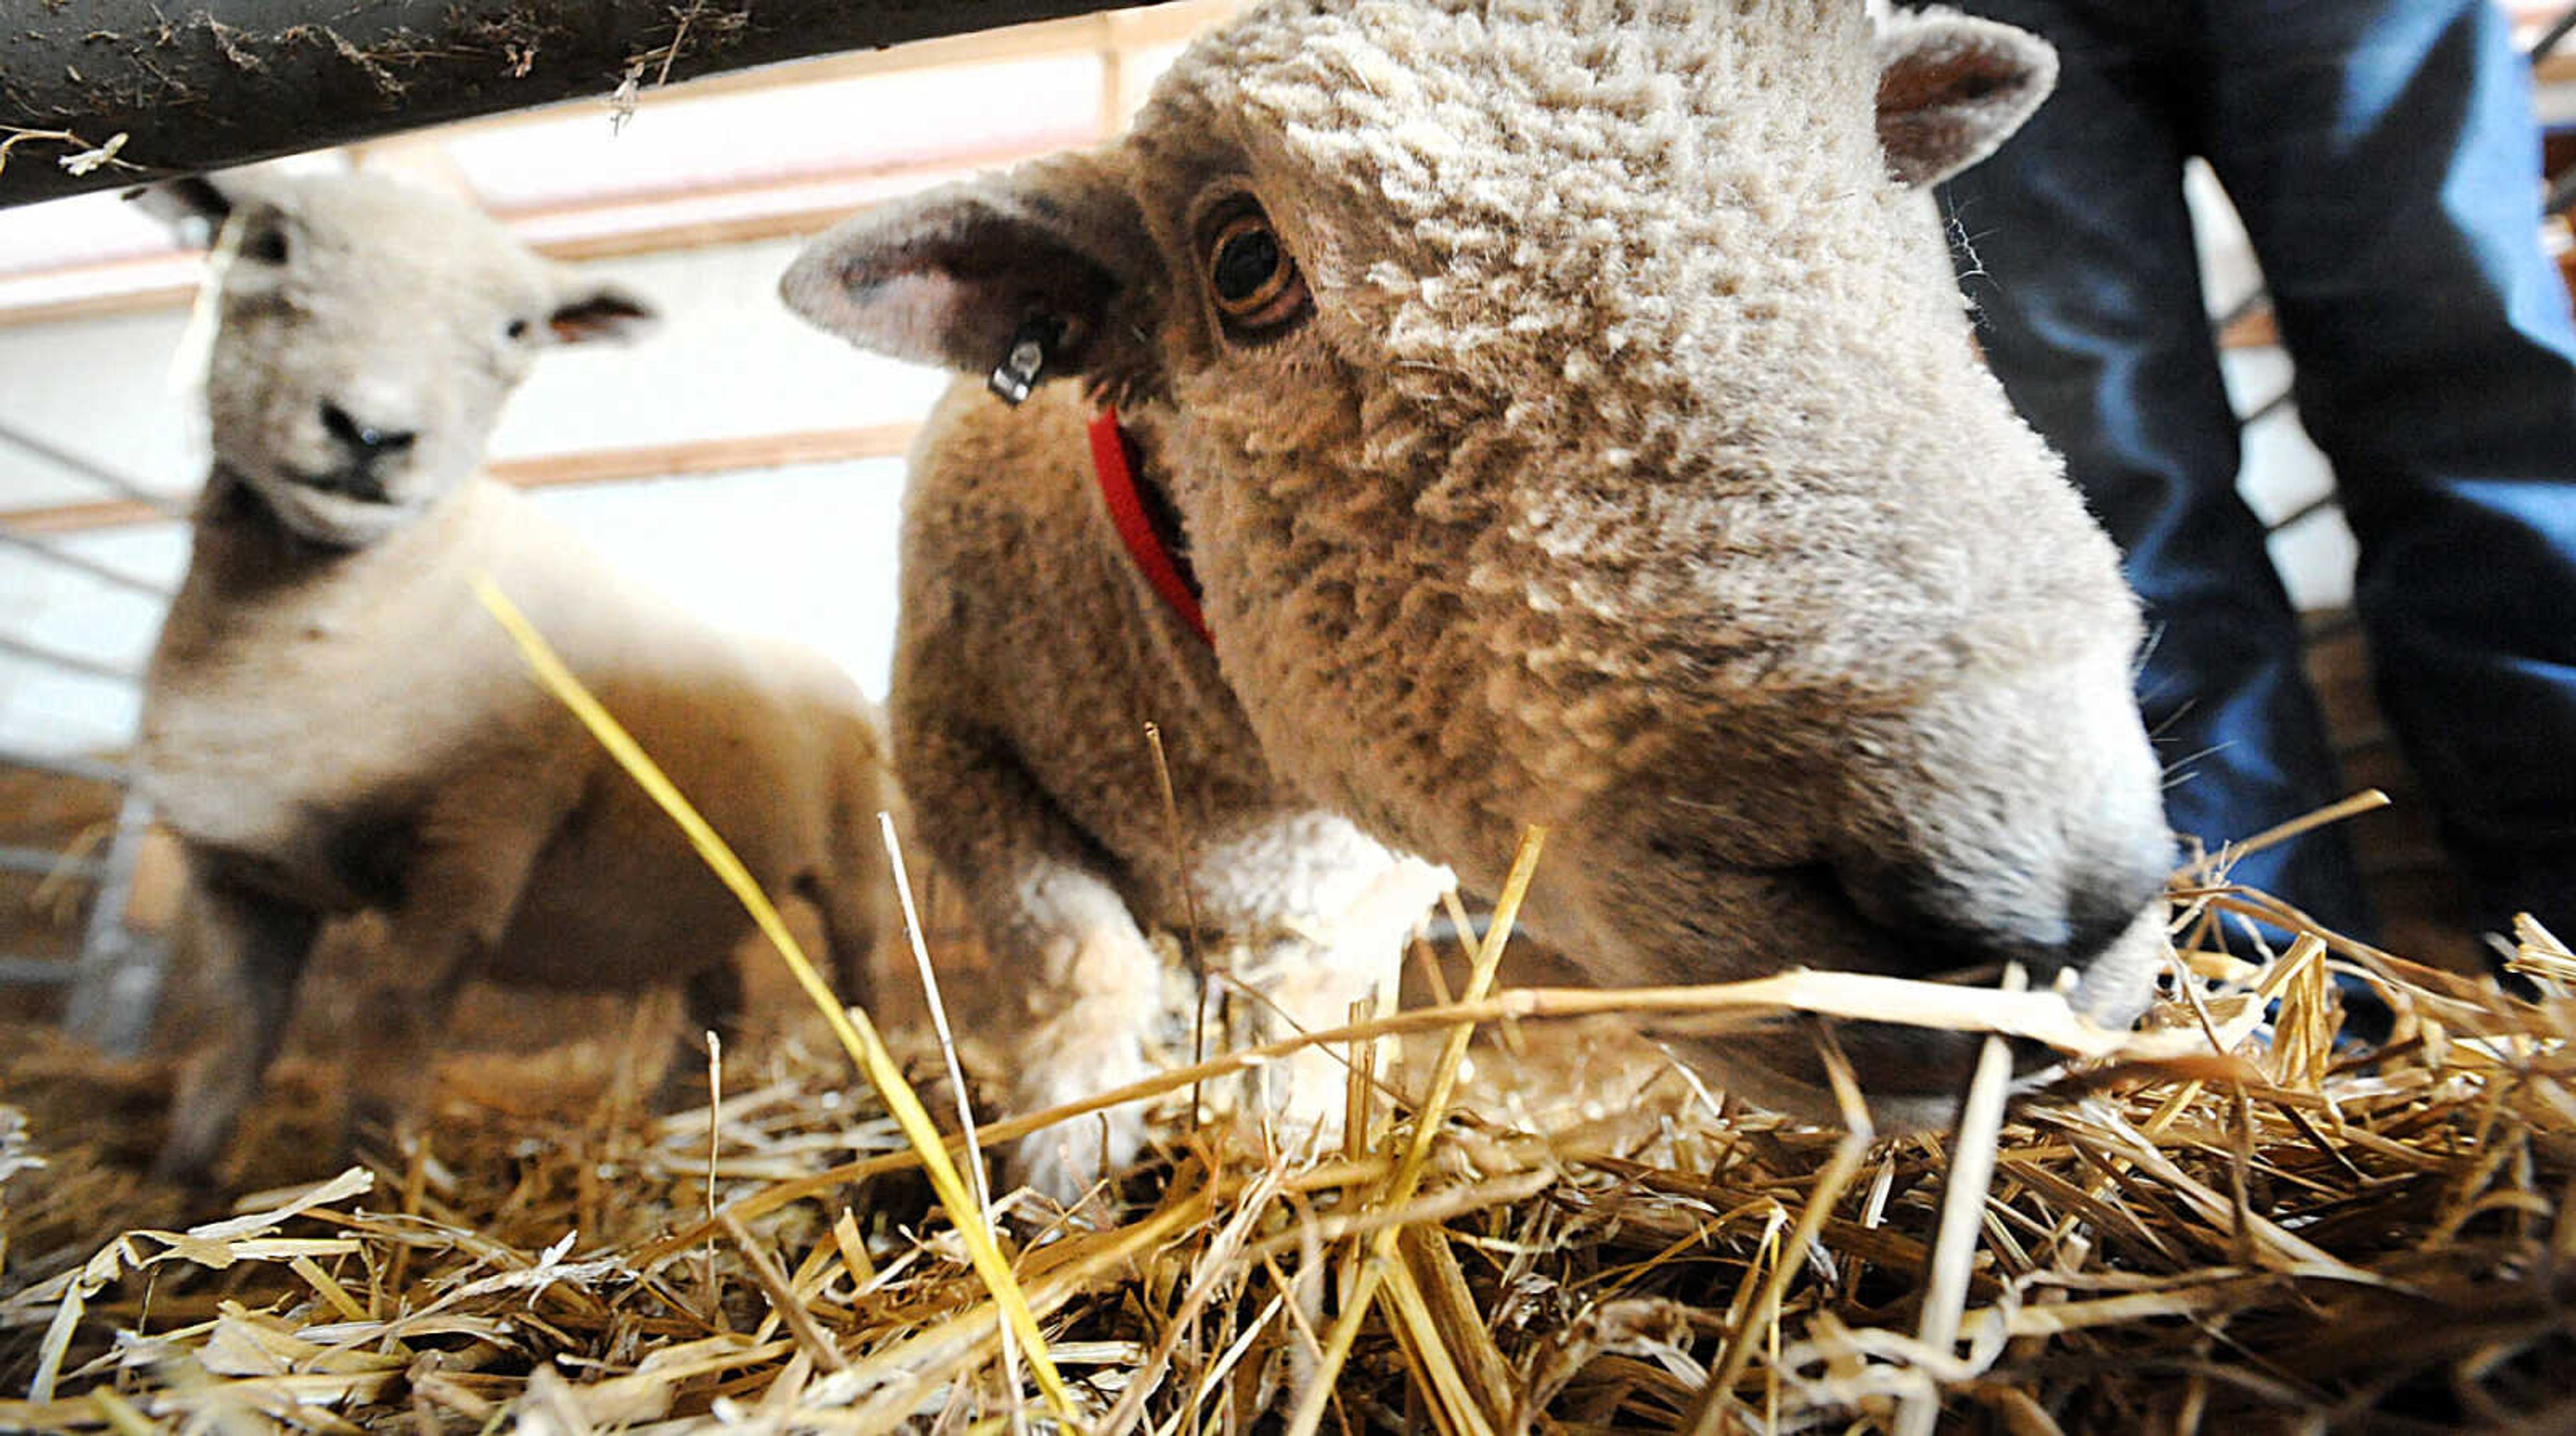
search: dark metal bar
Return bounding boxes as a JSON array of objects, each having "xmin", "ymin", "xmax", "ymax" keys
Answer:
[
  {"xmin": 2264, "ymin": 490, "xmax": 2343, "ymax": 537},
  {"xmin": 0, "ymin": 958, "xmax": 76, "ymax": 987},
  {"xmin": 0, "ymin": 525, "xmax": 174, "ymax": 600},
  {"xmin": 0, "ymin": 0, "xmax": 1159, "ymax": 209},
  {"xmin": 0, "ymin": 631, "xmax": 144, "ymax": 685},
  {"xmin": 2241, "ymin": 386, "xmax": 2296, "ymax": 427},
  {"xmin": 2531, "ymin": 5, "xmax": 2576, "ymax": 64},
  {"xmin": 0, "ymin": 424, "xmax": 189, "ymax": 518},
  {"xmin": 64, "ymin": 791, "xmax": 167, "ymax": 1056}
]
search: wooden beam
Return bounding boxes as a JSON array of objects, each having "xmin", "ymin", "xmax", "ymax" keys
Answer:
[
  {"xmin": 5, "ymin": 421, "xmax": 922, "ymax": 535},
  {"xmin": 0, "ymin": 145, "xmax": 1062, "ymax": 327},
  {"xmin": 2217, "ymin": 308, "xmax": 2281, "ymax": 351},
  {"xmin": 3, "ymin": 498, "xmax": 168, "ymax": 537},
  {"xmin": 493, "ymin": 138, "xmax": 1094, "ymax": 260},
  {"xmin": 482, "ymin": 422, "xmax": 920, "ymax": 488}
]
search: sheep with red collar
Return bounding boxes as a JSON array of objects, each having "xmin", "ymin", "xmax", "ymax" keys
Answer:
[{"xmin": 784, "ymin": 0, "xmax": 2171, "ymax": 1201}]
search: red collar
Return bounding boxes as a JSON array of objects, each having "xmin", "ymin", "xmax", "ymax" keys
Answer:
[{"xmin": 1089, "ymin": 406, "xmax": 1211, "ymax": 645}]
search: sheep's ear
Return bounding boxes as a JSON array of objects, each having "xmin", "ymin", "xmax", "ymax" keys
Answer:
[
  {"xmin": 127, "ymin": 175, "xmax": 242, "ymax": 247},
  {"xmin": 778, "ymin": 154, "xmax": 1155, "ymax": 397},
  {"xmin": 546, "ymin": 280, "xmax": 659, "ymax": 345},
  {"xmin": 1874, "ymin": 10, "xmax": 2057, "ymax": 187}
]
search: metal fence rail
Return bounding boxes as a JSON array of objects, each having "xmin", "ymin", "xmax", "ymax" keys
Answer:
[{"xmin": 0, "ymin": 429, "xmax": 174, "ymax": 1055}]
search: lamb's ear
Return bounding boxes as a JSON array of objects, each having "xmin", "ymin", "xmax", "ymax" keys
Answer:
[
  {"xmin": 778, "ymin": 153, "xmax": 1155, "ymax": 400},
  {"xmin": 546, "ymin": 278, "xmax": 659, "ymax": 345},
  {"xmin": 126, "ymin": 174, "xmax": 242, "ymax": 247},
  {"xmin": 1873, "ymin": 9, "xmax": 2058, "ymax": 187}
]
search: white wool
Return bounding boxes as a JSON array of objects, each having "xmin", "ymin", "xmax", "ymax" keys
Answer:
[
  {"xmin": 138, "ymin": 172, "xmax": 896, "ymax": 1182},
  {"xmin": 781, "ymin": 1, "xmax": 2169, "ymax": 1193}
]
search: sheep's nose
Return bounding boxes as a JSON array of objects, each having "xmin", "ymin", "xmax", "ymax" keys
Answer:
[
  {"xmin": 319, "ymin": 401, "xmax": 417, "ymax": 461},
  {"xmin": 1832, "ymin": 851, "xmax": 2169, "ymax": 989}
]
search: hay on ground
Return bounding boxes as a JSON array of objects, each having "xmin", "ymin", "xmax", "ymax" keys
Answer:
[
  {"xmin": 3, "ymin": 870, "xmax": 2573, "ymax": 1433},
  {"xmin": 11, "ymin": 620, "xmax": 2568, "ymax": 1431}
]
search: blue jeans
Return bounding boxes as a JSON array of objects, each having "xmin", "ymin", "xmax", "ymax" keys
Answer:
[{"xmin": 1941, "ymin": 0, "xmax": 2576, "ymax": 947}]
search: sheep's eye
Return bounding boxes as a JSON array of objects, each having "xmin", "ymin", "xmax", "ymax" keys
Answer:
[
  {"xmin": 505, "ymin": 317, "xmax": 532, "ymax": 341},
  {"xmin": 1212, "ymin": 220, "xmax": 1282, "ymax": 305},
  {"xmin": 1203, "ymin": 206, "xmax": 1308, "ymax": 337},
  {"xmin": 241, "ymin": 225, "xmax": 289, "ymax": 266}
]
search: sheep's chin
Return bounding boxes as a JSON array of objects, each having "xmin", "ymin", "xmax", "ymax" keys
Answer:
[
  {"xmin": 249, "ymin": 474, "xmax": 415, "ymax": 548},
  {"xmin": 1668, "ymin": 904, "xmax": 2168, "ymax": 1136},
  {"xmin": 1690, "ymin": 1034, "xmax": 2070, "ymax": 1138},
  {"xmin": 2065, "ymin": 903, "xmax": 2169, "ymax": 1033}
]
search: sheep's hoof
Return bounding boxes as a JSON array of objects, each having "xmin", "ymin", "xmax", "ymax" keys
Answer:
[
  {"xmin": 148, "ymin": 1144, "xmax": 219, "ymax": 1191},
  {"xmin": 152, "ymin": 1100, "xmax": 235, "ymax": 1191},
  {"xmin": 1006, "ymin": 1109, "xmax": 1146, "ymax": 1212},
  {"xmin": 1261, "ymin": 1066, "xmax": 1355, "ymax": 1162},
  {"xmin": 341, "ymin": 1095, "xmax": 414, "ymax": 1168}
]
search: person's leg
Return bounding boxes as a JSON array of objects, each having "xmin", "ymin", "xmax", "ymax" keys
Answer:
[
  {"xmin": 1941, "ymin": 0, "xmax": 2374, "ymax": 935},
  {"xmin": 2204, "ymin": 0, "xmax": 2576, "ymax": 943}
]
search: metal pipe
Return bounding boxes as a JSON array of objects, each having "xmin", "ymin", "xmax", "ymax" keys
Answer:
[
  {"xmin": 0, "ymin": 631, "xmax": 144, "ymax": 685},
  {"xmin": 2241, "ymin": 386, "xmax": 2296, "ymax": 427},
  {"xmin": 2265, "ymin": 491, "xmax": 2343, "ymax": 536},
  {"xmin": 0, "ymin": 0, "xmax": 1157, "ymax": 209},
  {"xmin": 0, "ymin": 846, "xmax": 107, "ymax": 882},
  {"xmin": 2531, "ymin": 4, "xmax": 2576, "ymax": 64},
  {"xmin": 0, "ymin": 424, "xmax": 189, "ymax": 518},
  {"xmin": 0, "ymin": 958, "xmax": 76, "ymax": 987},
  {"xmin": 0, "ymin": 525, "xmax": 174, "ymax": 599},
  {"xmin": 0, "ymin": 747, "xmax": 131, "ymax": 787},
  {"xmin": 64, "ymin": 791, "xmax": 166, "ymax": 1055}
]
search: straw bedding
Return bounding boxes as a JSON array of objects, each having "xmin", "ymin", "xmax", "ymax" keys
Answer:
[{"xmin": 5, "ymin": 853, "xmax": 2575, "ymax": 1434}]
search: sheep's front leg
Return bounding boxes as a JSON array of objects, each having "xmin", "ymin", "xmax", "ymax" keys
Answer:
[
  {"xmin": 1001, "ymin": 864, "xmax": 1173, "ymax": 1201},
  {"xmin": 903, "ymin": 721, "xmax": 1167, "ymax": 1206},
  {"xmin": 156, "ymin": 863, "xmax": 323, "ymax": 1184},
  {"xmin": 1246, "ymin": 859, "xmax": 1447, "ymax": 1156},
  {"xmin": 343, "ymin": 797, "xmax": 565, "ymax": 1154},
  {"xmin": 651, "ymin": 960, "xmax": 744, "ymax": 1112},
  {"xmin": 800, "ymin": 854, "xmax": 888, "ymax": 1018}
]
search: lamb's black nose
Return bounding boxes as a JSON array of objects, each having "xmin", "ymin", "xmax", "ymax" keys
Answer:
[
  {"xmin": 319, "ymin": 401, "xmax": 416, "ymax": 461},
  {"xmin": 1832, "ymin": 850, "xmax": 2169, "ymax": 988}
]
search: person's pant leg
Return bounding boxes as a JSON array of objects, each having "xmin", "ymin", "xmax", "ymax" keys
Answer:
[
  {"xmin": 2204, "ymin": 0, "xmax": 2576, "ymax": 940},
  {"xmin": 1942, "ymin": 0, "xmax": 2374, "ymax": 935}
]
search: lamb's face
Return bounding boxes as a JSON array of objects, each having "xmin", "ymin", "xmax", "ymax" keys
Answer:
[
  {"xmin": 784, "ymin": 0, "xmax": 2176, "ymax": 1123},
  {"xmin": 146, "ymin": 173, "xmax": 653, "ymax": 547}
]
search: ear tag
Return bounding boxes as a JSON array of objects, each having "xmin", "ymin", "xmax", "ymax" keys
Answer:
[{"xmin": 988, "ymin": 316, "xmax": 1062, "ymax": 406}]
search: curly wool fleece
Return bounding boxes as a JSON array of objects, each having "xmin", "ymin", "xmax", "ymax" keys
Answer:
[{"xmin": 786, "ymin": 0, "xmax": 2174, "ymax": 1187}]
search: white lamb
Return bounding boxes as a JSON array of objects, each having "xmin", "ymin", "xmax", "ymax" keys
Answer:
[{"xmin": 137, "ymin": 172, "xmax": 895, "ymax": 1182}]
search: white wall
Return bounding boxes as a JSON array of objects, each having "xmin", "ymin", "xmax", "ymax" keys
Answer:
[
  {"xmin": 494, "ymin": 237, "xmax": 954, "ymax": 452},
  {"xmin": 523, "ymin": 457, "xmax": 908, "ymax": 698},
  {"xmin": 0, "ymin": 522, "xmax": 183, "ymax": 757},
  {"xmin": 0, "ymin": 307, "xmax": 203, "ymax": 512}
]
